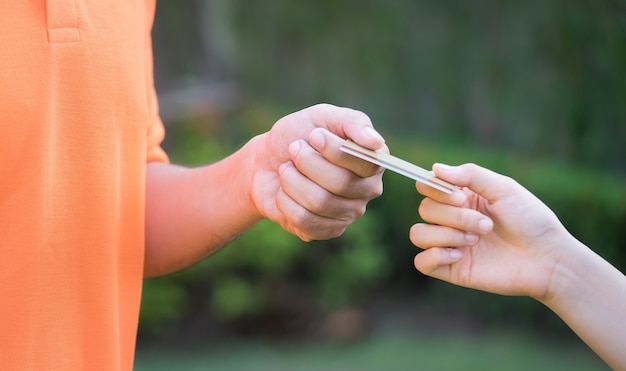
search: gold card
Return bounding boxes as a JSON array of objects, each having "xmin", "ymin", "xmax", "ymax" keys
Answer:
[{"xmin": 340, "ymin": 140, "xmax": 456, "ymax": 194}]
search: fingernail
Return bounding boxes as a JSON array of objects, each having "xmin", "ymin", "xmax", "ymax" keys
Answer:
[
  {"xmin": 434, "ymin": 163, "xmax": 452, "ymax": 172},
  {"xmin": 478, "ymin": 218, "xmax": 493, "ymax": 233},
  {"xmin": 278, "ymin": 162, "xmax": 290, "ymax": 175},
  {"xmin": 449, "ymin": 248, "xmax": 463, "ymax": 260},
  {"xmin": 289, "ymin": 140, "xmax": 301, "ymax": 158},
  {"xmin": 450, "ymin": 190, "xmax": 466, "ymax": 205},
  {"xmin": 465, "ymin": 232, "xmax": 479, "ymax": 244},
  {"xmin": 363, "ymin": 126, "xmax": 385, "ymax": 143},
  {"xmin": 310, "ymin": 128, "xmax": 326, "ymax": 149}
]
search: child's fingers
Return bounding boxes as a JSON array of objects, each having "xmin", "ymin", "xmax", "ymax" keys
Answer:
[
  {"xmin": 433, "ymin": 163, "xmax": 519, "ymax": 203},
  {"xmin": 419, "ymin": 198, "xmax": 494, "ymax": 235},
  {"xmin": 413, "ymin": 247, "xmax": 463, "ymax": 276},
  {"xmin": 410, "ymin": 223, "xmax": 479, "ymax": 249},
  {"xmin": 415, "ymin": 181, "xmax": 466, "ymax": 207}
]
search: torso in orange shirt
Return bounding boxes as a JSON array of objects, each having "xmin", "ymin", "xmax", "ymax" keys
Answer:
[{"xmin": 0, "ymin": 1, "xmax": 167, "ymax": 369}]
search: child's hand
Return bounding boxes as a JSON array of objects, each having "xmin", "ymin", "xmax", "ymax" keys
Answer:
[{"xmin": 410, "ymin": 163, "xmax": 572, "ymax": 300}]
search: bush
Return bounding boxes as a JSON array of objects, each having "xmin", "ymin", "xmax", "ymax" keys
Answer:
[
  {"xmin": 140, "ymin": 123, "xmax": 392, "ymax": 336},
  {"xmin": 371, "ymin": 137, "xmax": 626, "ymax": 330},
  {"xmin": 139, "ymin": 114, "xmax": 626, "ymax": 339}
]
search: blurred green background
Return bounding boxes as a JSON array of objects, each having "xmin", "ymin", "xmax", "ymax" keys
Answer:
[{"xmin": 136, "ymin": 1, "xmax": 624, "ymax": 369}]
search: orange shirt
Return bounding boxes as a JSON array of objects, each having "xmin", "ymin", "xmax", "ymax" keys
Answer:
[{"xmin": 0, "ymin": 1, "xmax": 167, "ymax": 369}]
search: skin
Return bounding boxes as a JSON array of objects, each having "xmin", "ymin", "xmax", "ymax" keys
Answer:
[
  {"xmin": 144, "ymin": 103, "xmax": 386, "ymax": 277},
  {"xmin": 410, "ymin": 163, "xmax": 626, "ymax": 370}
]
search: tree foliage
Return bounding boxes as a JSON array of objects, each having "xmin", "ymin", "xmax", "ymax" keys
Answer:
[{"xmin": 142, "ymin": 0, "xmax": 626, "ymax": 338}]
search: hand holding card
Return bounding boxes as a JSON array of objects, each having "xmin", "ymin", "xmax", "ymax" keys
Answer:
[{"xmin": 340, "ymin": 140, "xmax": 456, "ymax": 194}]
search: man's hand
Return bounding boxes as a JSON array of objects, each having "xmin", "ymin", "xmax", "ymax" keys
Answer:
[{"xmin": 250, "ymin": 103, "xmax": 387, "ymax": 241}]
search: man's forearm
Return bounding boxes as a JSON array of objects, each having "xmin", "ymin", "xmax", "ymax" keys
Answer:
[{"xmin": 143, "ymin": 136, "xmax": 264, "ymax": 277}]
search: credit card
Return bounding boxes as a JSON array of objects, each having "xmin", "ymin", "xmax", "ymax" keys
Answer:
[{"xmin": 340, "ymin": 140, "xmax": 456, "ymax": 194}]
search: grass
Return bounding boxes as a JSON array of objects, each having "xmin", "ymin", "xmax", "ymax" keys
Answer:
[{"xmin": 134, "ymin": 331, "xmax": 608, "ymax": 371}]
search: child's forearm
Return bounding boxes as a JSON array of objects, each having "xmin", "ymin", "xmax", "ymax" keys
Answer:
[{"xmin": 540, "ymin": 237, "xmax": 626, "ymax": 370}]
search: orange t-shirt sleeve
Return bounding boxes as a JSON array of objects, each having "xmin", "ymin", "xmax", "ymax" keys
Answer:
[
  {"xmin": 145, "ymin": 27, "xmax": 169, "ymax": 164},
  {"xmin": 146, "ymin": 92, "xmax": 169, "ymax": 163}
]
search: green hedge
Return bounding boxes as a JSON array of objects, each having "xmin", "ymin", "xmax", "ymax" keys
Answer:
[
  {"xmin": 139, "ymin": 121, "xmax": 626, "ymax": 338},
  {"xmin": 370, "ymin": 137, "xmax": 626, "ymax": 331},
  {"xmin": 379, "ymin": 137, "xmax": 626, "ymax": 271}
]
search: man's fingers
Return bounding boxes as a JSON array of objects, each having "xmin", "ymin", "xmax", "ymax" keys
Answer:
[
  {"xmin": 308, "ymin": 127, "xmax": 385, "ymax": 178},
  {"xmin": 274, "ymin": 184, "xmax": 350, "ymax": 241},
  {"xmin": 303, "ymin": 104, "xmax": 386, "ymax": 150},
  {"xmin": 278, "ymin": 160, "xmax": 366, "ymax": 219}
]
